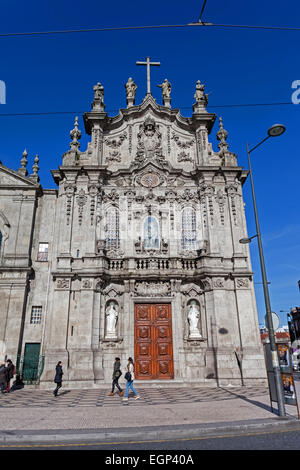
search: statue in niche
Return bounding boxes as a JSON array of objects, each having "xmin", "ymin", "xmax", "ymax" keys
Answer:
[
  {"xmin": 105, "ymin": 302, "xmax": 118, "ymax": 337},
  {"xmin": 187, "ymin": 302, "xmax": 201, "ymax": 338},
  {"xmin": 157, "ymin": 79, "xmax": 171, "ymax": 99}
]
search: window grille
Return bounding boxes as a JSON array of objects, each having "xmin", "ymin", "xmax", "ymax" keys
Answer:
[
  {"xmin": 37, "ymin": 242, "xmax": 48, "ymax": 261},
  {"xmin": 181, "ymin": 208, "xmax": 197, "ymax": 250},
  {"xmin": 30, "ymin": 306, "xmax": 42, "ymax": 324},
  {"xmin": 144, "ymin": 216, "xmax": 159, "ymax": 249},
  {"xmin": 105, "ymin": 208, "xmax": 120, "ymax": 249}
]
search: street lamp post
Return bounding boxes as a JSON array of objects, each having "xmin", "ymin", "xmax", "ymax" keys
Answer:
[{"xmin": 243, "ymin": 124, "xmax": 286, "ymax": 417}]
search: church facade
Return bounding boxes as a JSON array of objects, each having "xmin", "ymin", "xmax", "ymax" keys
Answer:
[{"xmin": 0, "ymin": 73, "xmax": 267, "ymax": 388}]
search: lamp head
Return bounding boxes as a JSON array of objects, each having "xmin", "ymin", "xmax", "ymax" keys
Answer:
[
  {"xmin": 239, "ymin": 238, "xmax": 251, "ymax": 244},
  {"xmin": 267, "ymin": 124, "xmax": 286, "ymax": 137}
]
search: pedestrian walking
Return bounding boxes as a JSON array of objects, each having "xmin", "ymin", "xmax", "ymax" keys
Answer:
[
  {"xmin": 108, "ymin": 357, "xmax": 124, "ymax": 396},
  {"xmin": 5, "ymin": 359, "xmax": 15, "ymax": 393},
  {"xmin": 53, "ymin": 361, "xmax": 63, "ymax": 397},
  {"xmin": 0, "ymin": 362, "xmax": 7, "ymax": 394},
  {"xmin": 123, "ymin": 357, "xmax": 140, "ymax": 401}
]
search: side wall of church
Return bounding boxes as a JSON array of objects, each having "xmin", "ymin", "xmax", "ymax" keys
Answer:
[{"xmin": 0, "ymin": 183, "xmax": 38, "ymax": 362}]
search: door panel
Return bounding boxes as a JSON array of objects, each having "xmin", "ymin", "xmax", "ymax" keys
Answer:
[
  {"xmin": 135, "ymin": 304, "xmax": 174, "ymax": 380},
  {"xmin": 23, "ymin": 343, "xmax": 41, "ymax": 382}
]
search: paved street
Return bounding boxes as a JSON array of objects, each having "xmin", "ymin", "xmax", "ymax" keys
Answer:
[
  {"xmin": 0, "ymin": 384, "xmax": 270, "ymax": 408},
  {"xmin": 1, "ymin": 384, "xmax": 300, "ymax": 452},
  {"xmin": 3, "ymin": 429, "xmax": 299, "ymax": 450}
]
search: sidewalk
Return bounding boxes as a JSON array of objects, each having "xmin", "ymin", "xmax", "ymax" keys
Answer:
[{"xmin": 0, "ymin": 386, "xmax": 299, "ymax": 444}]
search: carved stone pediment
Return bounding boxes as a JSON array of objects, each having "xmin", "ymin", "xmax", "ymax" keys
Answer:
[
  {"xmin": 0, "ymin": 165, "xmax": 39, "ymax": 187},
  {"xmin": 180, "ymin": 283, "xmax": 203, "ymax": 297},
  {"xmin": 103, "ymin": 282, "xmax": 125, "ymax": 297}
]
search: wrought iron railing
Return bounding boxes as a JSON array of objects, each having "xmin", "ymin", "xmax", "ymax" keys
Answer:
[{"xmin": 16, "ymin": 355, "xmax": 45, "ymax": 385}]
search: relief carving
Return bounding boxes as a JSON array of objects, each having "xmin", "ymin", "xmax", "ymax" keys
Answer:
[
  {"xmin": 104, "ymin": 132, "xmax": 127, "ymax": 163},
  {"xmin": 135, "ymin": 281, "xmax": 171, "ymax": 297}
]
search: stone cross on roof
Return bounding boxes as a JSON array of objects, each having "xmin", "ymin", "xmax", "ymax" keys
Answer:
[{"xmin": 136, "ymin": 56, "xmax": 160, "ymax": 95}]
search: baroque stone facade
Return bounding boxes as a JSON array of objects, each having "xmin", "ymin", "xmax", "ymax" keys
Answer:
[{"xmin": 0, "ymin": 77, "xmax": 267, "ymax": 388}]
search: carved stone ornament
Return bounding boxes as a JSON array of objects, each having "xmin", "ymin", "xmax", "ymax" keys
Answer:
[
  {"xmin": 236, "ymin": 278, "xmax": 249, "ymax": 289},
  {"xmin": 82, "ymin": 279, "xmax": 92, "ymax": 289},
  {"xmin": 104, "ymin": 132, "xmax": 127, "ymax": 163},
  {"xmin": 103, "ymin": 283, "xmax": 125, "ymax": 297},
  {"xmin": 135, "ymin": 281, "xmax": 171, "ymax": 297},
  {"xmin": 56, "ymin": 278, "xmax": 71, "ymax": 290},
  {"xmin": 213, "ymin": 278, "xmax": 225, "ymax": 289},
  {"xmin": 140, "ymin": 172, "xmax": 160, "ymax": 188},
  {"xmin": 172, "ymin": 132, "xmax": 195, "ymax": 162},
  {"xmin": 136, "ymin": 116, "xmax": 163, "ymax": 162},
  {"xmin": 181, "ymin": 283, "xmax": 203, "ymax": 298},
  {"xmin": 76, "ymin": 189, "xmax": 87, "ymax": 225}
]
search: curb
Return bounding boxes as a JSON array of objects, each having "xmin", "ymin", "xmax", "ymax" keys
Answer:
[{"xmin": 0, "ymin": 418, "xmax": 300, "ymax": 445}]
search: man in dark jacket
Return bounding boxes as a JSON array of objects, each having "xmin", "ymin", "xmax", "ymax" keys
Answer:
[
  {"xmin": 0, "ymin": 362, "xmax": 7, "ymax": 393},
  {"xmin": 109, "ymin": 357, "xmax": 123, "ymax": 396},
  {"xmin": 53, "ymin": 361, "xmax": 63, "ymax": 397},
  {"xmin": 5, "ymin": 359, "xmax": 15, "ymax": 393}
]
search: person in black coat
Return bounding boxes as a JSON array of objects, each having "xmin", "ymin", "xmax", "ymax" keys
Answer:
[
  {"xmin": 0, "ymin": 362, "xmax": 7, "ymax": 393},
  {"xmin": 108, "ymin": 357, "xmax": 124, "ymax": 396},
  {"xmin": 5, "ymin": 359, "xmax": 15, "ymax": 393},
  {"xmin": 53, "ymin": 361, "xmax": 63, "ymax": 397}
]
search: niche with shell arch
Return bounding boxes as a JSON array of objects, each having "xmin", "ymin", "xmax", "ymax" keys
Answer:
[
  {"xmin": 186, "ymin": 298, "xmax": 202, "ymax": 338},
  {"xmin": 105, "ymin": 299, "xmax": 119, "ymax": 339}
]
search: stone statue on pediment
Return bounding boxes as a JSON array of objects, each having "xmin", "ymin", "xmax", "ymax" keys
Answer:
[
  {"xmin": 157, "ymin": 79, "xmax": 171, "ymax": 107},
  {"xmin": 193, "ymin": 80, "xmax": 208, "ymax": 112},
  {"xmin": 125, "ymin": 77, "xmax": 137, "ymax": 107},
  {"xmin": 157, "ymin": 78, "xmax": 171, "ymax": 99},
  {"xmin": 92, "ymin": 82, "xmax": 105, "ymax": 111}
]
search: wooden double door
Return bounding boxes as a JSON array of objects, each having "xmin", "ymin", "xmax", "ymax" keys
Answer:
[{"xmin": 134, "ymin": 303, "xmax": 174, "ymax": 380}]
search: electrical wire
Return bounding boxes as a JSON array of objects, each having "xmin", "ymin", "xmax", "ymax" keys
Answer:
[
  {"xmin": 0, "ymin": 101, "xmax": 294, "ymax": 117},
  {"xmin": 0, "ymin": 22, "xmax": 300, "ymax": 38},
  {"xmin": 0, "ymin": 102, "xmax": 293, "ymax": 118},
  {"xmin": 198, "ymin": 0, "xmax": 208, "ymax": 23}
]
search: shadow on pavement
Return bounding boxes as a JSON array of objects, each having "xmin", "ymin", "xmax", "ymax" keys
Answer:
[{"xmin": 220, "ymin": 387, "xmax": 276, "ymax": 415}]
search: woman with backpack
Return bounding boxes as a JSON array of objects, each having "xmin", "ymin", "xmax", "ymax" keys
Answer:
[{"xmin": 123, "ymin": 357, "xmax": 140, "ymax": 401}]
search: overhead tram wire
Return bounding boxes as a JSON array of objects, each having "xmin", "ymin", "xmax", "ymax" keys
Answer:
[
  {"xmin": 198, "ymin": 0, "xmax": 209, "ymax": 23},
  {"xmin": 0, "ymin": 22, "xmax": 300, "ymax": 38},
  {"xmin": 0, "ymin": 102, "xmax": 293, "ymax": 118}
]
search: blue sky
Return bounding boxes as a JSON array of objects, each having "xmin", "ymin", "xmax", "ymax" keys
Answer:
[{"xmin": 0, "ymin": 0, "xmax": 299, "ymax": 327}]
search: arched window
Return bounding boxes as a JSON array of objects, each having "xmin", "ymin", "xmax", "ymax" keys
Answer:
[
  {"xmin": 181, "ymin": 207, "xmax": 197, "ymax": 250},
  {"xmin": 105, "ymin": 208, "xmax": 120, "ymax": 249},
  {"xmin": 143, "ymin": 216, "xmax": 159, "ymax": 249}
]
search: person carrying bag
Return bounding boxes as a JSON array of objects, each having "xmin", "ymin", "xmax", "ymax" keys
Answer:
[{"xmin": 123, "ymin": 357, "xmax": 140, "ymax": 401}]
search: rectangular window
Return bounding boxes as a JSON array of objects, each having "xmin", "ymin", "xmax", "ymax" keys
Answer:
[
  {"xmin": 37, "ymin": 242, "xmax": 48, "ymax": 261},
  {"xmin": 30, "ymin": 306, "xmax": 42, "ymax": 324}
]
